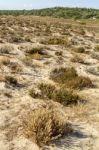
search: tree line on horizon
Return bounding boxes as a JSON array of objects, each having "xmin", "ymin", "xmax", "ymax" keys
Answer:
[{"xmin": 0, "ymin": 7, "xmax": 99, "ymax": 19}]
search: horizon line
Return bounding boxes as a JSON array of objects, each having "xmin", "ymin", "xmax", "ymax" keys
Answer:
[{"xmin": 0, "ymin": 6, "xmax": 99, "ymax": 11}]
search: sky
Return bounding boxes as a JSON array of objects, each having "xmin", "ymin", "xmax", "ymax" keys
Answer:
[{"xmin": 0, "ymin": 0, "xmax": 99, "ymax": 10}]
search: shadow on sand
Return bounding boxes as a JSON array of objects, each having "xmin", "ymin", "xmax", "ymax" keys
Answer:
[{"xmin": 43, "ymin": 124, "xmax": 90, "ymax": 150}]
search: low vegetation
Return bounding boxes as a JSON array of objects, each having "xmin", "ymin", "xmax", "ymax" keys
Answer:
[
  {"xmin": 5, "ymin": 76, "xmax": 18, "ymax": 86},
  {"xmin": 22, "ymin": 103, "xmax": 72, "ymax": 147},
  {"xmin": 0, "ymin": 7, "xmax": 99, "ymax": 19},
  {"xmin": 50, "ymin": 67, "xmax": 93, "ymax": 89},
  {"xmin": 41, "ymin": 37, "xmax": 68, "ymax": 46},
  {"xmin": 29, "ymin": 83, "xmax": 81, "ymax": 106}
]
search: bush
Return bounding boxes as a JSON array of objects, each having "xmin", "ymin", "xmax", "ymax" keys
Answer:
[
  {"xmin": 71, "ymin": 55, "xmax": 85, "ymax": 64},
  {"xmin": 55, "ymin": 51, "xmax": 63, "ymax": 56},
  {"xmin": 5, "ymin": 76, "xmax": 18, "ymax": 86},
  {"xmin": 53, "ymin": 88, "xmax": 80, "ymax": 105},
  {"xmin": 95, "ymin": 45, "xmax": 99, "ymax": 52},
  {"xmin": 0, "ymin": 56, "xmax": 10, "ymax": 65},
  {"xmin": 50, "ymin": 67, "xmax": 93, "ymax": 89},
  {"xmin": 29, "ymin": 83, "xmax": 81, "ymax": 106},
  {"xmin": 22, "ymin": 103, "xmax": 72, "ymax": 147},
  {"xmin": 72, "ymin": 47, "xmax": 85, "ymax": 53},
  {"xmin": 41, "ymin": 37, "xmax": 68, "ymax": 46},
  {"xmin": 26, "ymin": 47, "xmax": 45, "ymax": 55},
  {"xmin": 25, "ymin": 47, "xmax": 49, "ymax": 60},
  {"xmin": 50, "ymin": 67, "xmax": 77, "ymax": 84},
  {"xmin": 65, "ymin": 76, "xmax": 93, "ymax": 89},
  {"xmin": 0, "ymin": 45, "xmax": 13, "ymax": 54}
]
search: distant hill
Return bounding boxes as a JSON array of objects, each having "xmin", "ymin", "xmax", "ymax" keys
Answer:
[{"xmin": 0, "ymin": 7, "xmax": 99, "ymax": 19}]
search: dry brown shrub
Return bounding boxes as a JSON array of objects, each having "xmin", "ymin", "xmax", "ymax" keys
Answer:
[
  {"xmin": 0, "ymin": 45, "xmax": 13, "ymax": 54},
  {"xmin": 10, "ymin": 63, "xmax": 22, "ymax": 73},
  {"xmin": 22, "ymin": 103, "xmax": 72, "ymax": 147},
  {"xmin": 71, "ymin": 55, "xmax": 85, "ymax": 64},
  {"xmin": 50, "ymin": 67, "xmax": 93, "ymax": 89},
  {"xmin": 0, "ymin": 56, "xmax": 10, "ymax": 65}
]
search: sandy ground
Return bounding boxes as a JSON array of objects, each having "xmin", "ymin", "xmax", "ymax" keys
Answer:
[{"xmin": 0, "ymin": 16, "xmax": 99, "ymax": 150}]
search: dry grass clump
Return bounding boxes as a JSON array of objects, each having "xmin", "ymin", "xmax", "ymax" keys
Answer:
[
  {"xmin": 0, "ymin": 45, "xmax": 13, "ymax": 54},
  {"xmin": 0, "ymin": 75, "xmax": 5, "ymax": 82},
  {"xmin": 55, "ymin": 51, "xmax": 63, "ymax": 56},
  {"xmin": 22, "ymin": 56, "xmax": 33, "ymax": 66},
  {"xmin": 25, "ymin": 47, "xmax": 45, "ymax": 55},
  {"xmin": 29, "ymin": 83, "xmax": 81, "ymax": 106},
  {"xmin": 95, "ymin": 45, "xmax": 99, "ymax": 52},
  {"xmin": 87, "ymin": 67, "xmax": 99, "ymax": 76},
  {"xmin": 91, "ymin": 52, "xmax": 99, "ymax": 60},
  {"xmin": 22, "ymin": 103, "xmax": 72, "ymax": 147},
  {"xmin": 72, "ymin": 47, "xmax": 85, "ymax": 53},
  {"xmin": 50, "ymin": 67, "xmax": 93, "ymax": 89},
  {"xmin": 25, "ymin": 46, "xmax": 49, "ymax": 60},
  {"xmin": 71, "ymin": 55, "xmax": 85, "ymax": 64},
  {"xmin": 40, "ymin": 37, "xmax": 68, "ymax": 46},
  {"xmin": 10, "ymin": 62, "xmax": 22, "ymax": 73},
  {"xmin": 5, "ymin": 75, "xmax": 18, "ymax": 86},
  {"xmin": 0, "ymin": 56, "xmax": 10, "ymax": 65}
]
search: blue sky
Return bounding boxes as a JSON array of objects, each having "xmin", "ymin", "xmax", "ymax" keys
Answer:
[{"xmin": 0, "ymin": 0, "xmax": 99, "ymax": 10}]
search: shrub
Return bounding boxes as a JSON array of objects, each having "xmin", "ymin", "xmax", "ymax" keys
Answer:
[
  {"xmin": 55, "ymin": 51, "xmax": 63, "ymax": 56},
  {"xmin": 29, "ymin": 83, "xmax": 55, "ymax": 100},
  {"xmin": 5, "ymin": 76, "xmax": 18, "ymax": 86},
  {"xmin": 91, "ymin": 53, "xmax": 99, "ymax": 60},
  {"xmin": 29, "ymin": 83, "xmax": 81, "ymax": 106},
  {"xmin": 50, "ymin": 67, "xmax": 77, "ymax": 84},
  {"xmin": 22, "ymin": 56, "xmax": 33, "ymax": 66},
  {"xmin": 50, "ymin": 67, "xmax": 93, "ymax": 89},
  {"xmin": 25, "ymin": 47, "xmax": 49, "ymax": 60},
  {"xmin": 52, "ymin": 88, "xmax": 80, "ymax": 105},
  {"xmin": 10, "ymin": 63, "xmax": 22, "ymax": 73},
  {"xmin": 65, "ymin": 76, "xmax": 93, "ymax": 89},
  {"xmin": 38, "ymin": 83, "xmax": 56, "ymax": 99},
  {"xmin": 41, "ymin": 37, "xmax": 68, "ymax": 46},
  {"xmin": 95, "ymin": 45, "xmax": 99, "ymax": 52},
  {"xmin": 26, "ymin": 47, "xmax": 45, "ymax": 55},
  {"xmin": 0, "ymin": 45, "xmax": 13, "ymax": 54},
  {"xmin": 0, "ymin": 56, "xmax": 10, "ymax": 65},
  {"xmin": 22, "ymin": 104, "xmax": 72, "ymax": 147},
  {"xmin": 71, "ymin": 55, "xmax": 85, "ymax": 64},
  {"xmin": 72, "ymin": 47, "xmax": 85, "ymax": 53}
]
